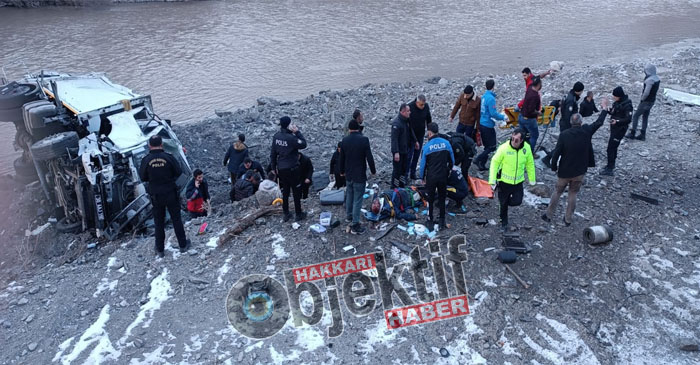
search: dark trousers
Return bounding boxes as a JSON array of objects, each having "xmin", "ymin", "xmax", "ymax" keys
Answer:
[
  {"xmin": 345, "ymin": 180, "xmax": 365, "ymax": 224},
  {"xmin": 631, "ymin": 101, "xmax": 654, "ymax": 132},
  {"xmin": 497, "ymin": 182, "xmax": 523, "ymax": 225},
  {"xmin": 426, "ymin": 179, "xmax": 447, "ymax": 222},
  {"xmin": 474, "ymin": 126, "xmax": 497, "ymax": 167},
  {"xmin": 408, "ymin": 138, "xmax": 424, "ymax": 179},
  {"xmin": 230, "ymin": 172, "xmax": 237, "ymax": 183},
  {"xmin": 278, "ymin": 167, "xmax": 302, "ymax": 215},
  {"xmin": 301, "ymin": 182, "xmax": 310, "ymax": 199},
  {"xmin": 456, "ymin": 123, "xmax": 475, "ymax": 140},
  {"xmin": 392, "ymin": 153, "xmax": 409, "ymax": 188},
  {"xmin": 333, "ymin": 174, "xmax": 346, "ymax": 189},
  {"xmin": 606, "ymin": 127, "xmax": 627, "ymax": 169},
  {"xmin": 151, "ymin": 190, "xmax": 187, "ymax": 252}
]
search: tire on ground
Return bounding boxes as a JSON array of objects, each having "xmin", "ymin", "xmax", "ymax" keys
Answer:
[
  {"xmin": 30, "ymin": 131, "xmax": 79, "ymax": 161},
  {"xmin": 13, "ymin": 156, "xmax": 39, "ymax": 184},
  {"xmin": 56, "ymin": 217, "xmax": 82, "ymax": 234}
]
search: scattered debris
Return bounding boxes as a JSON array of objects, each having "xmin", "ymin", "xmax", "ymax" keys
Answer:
[
  {"xmin": 505, "ymin": 264, "xmax": 530, "ymax": 289},
  {"xmin": 583, "ymin": 225, "xmax": 614, "ymax": 245},
  {"xmin": 679, "ymin": 344, "xmax": 699, "ymax": 352},
  {"xmin": 630, "ymin": 192, "xmax": 660, "ymax": 205},
  {"xmin": 370, "ymin": 223, "xmax": 396, "ymax": 242}
]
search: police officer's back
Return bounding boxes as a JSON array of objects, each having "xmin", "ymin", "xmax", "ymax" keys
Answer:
[
  {"xmin": 139, "ymin": 135, "xmax": 190, "ymax": 257},
  {"xmin": 270, "ymin": 116, "xmax": 308, "ymax": 221}
]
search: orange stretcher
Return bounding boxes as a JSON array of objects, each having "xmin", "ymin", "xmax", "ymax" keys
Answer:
[
  {"xmin": 467, "ymin": 176, "xmax": 494, "ymax": 199},
  {"xmin": 501, "ymin": 106, "xmax": 556, "ymax": 129}
]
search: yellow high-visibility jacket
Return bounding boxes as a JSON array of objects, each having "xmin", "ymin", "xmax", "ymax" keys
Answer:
[{"xmin": 488, "ymin": 141, "xmax": 536, "ymax": 185}]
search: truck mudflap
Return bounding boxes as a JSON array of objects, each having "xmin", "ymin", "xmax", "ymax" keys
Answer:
[{"xmin": 102, "ymin": 193, "xmax": 151, "ymax": 240}]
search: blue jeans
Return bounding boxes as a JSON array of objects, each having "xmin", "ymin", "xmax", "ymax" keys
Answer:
[
  {"xmin": 456, "ymin": 123, "xmax": 475, "ymax": 140},
  {"xmin": 518, "ymin": 114, "xmax": 539, "ymax": 151},
  {"xmin": 474, "ymin": 126, "xmax": 497, "ymax": 167},
  {"xmin": 345, "ymin": 180, "xmax": 365, "ymax": 224}
]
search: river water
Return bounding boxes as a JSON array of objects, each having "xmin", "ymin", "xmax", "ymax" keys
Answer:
[{"xmin": 1, "ymin": 0, "xmax": 700, "ymax": 173}]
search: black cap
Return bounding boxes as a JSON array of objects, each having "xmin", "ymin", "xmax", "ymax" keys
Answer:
[
  {"xmin": 148, "ymin": 135, "xmax": 162, "ymax": 147},
  {"xmin": 612, "ymin": 86, "xmax": 625, "ymax": 97},
  {"xmin": 280, "ymin": 116, "xmax": 291, "ymax": 129},
  {"xmin": 573, "ymin": 81, "xmax": 585, "ymax": 92},
  {"xmin": 348, "ymin": 120, "xmax": 360, "ymax": 131},
  {"xmin": 428, "ymin": 122, "xmax": 439, "ymax": 134}
]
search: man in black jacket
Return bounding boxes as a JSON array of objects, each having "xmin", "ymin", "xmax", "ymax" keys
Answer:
[
  {"xmin": 560, "ymin": 82, "xmax": 585, "ymax": 131},
  {"xmin": 390, "ymin": 104, "xmax": 418, "ymax": 188},
  {"xmin": 139, "ymin": 135, "xmax": 190, "ymax": 257},
  {"xmin": 329, "ymin": 142, "xmax": 345, "ymax": 189},
  {"xmin": 235, "ymin": 157, "xmax": 265, "ymax": 181},
  {"xmin": 231, "ymin": 170, "xmax": 261, "ymax": 202},
  {"xmin": 600, "ymin": 87, "xmax": 634, "ymax": 176},
  {"xmin": 298, "ymin": 153, "xmax": 314, "ymax": 199},
  {"xmin": 270, "ymin": 116, "xmax": 308, "ymax": 221},
  {"xmin": 340, "ymin": 120, "xmax": 376, "ymax": 234},
  {"xmin": 579, "ymin": 91, "xmax": 599, "ymax": 118},
  {"xmin": 407, "ymin": 95, "xmax": 433, "ymax": 180},
  {"xmin": 542, "ymin": 113, "xmax": 604, "ymax": 225}
]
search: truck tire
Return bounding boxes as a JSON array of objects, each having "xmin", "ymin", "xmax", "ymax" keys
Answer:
[
  {"xmin": 23, "ymin": 100, "xmax": 57, "ymax": 132},
  {"xmin": 0, "ymin": 82, "xmax": 39, "ymax": 109},
  {"xmin": 30, "ymin": 132, "xmax": 79, "ymax": 161},
  {"xmin": 56, "ymin": 217, "xmax": 82, "ymax": 234},
  {"xmin": 13, "ymin": 157, "xmax": 38, "ymax": 184}
]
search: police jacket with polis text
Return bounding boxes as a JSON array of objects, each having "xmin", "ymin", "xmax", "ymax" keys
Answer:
[
  {"xmin": 139, "ymin": 149, "xmax": 182, "ymax": 195},
  {"xmin": 270, "ymin": 128, "xmax": 307, "ymax": 171},
  {"xmin": 419, "ymin": 135, "xmax": 455, "ymax": 181}
]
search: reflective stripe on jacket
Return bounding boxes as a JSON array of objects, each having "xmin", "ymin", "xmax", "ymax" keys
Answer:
[{"xmin": 488, "ymin": 141, "xmax": 535, "ymax": 185}]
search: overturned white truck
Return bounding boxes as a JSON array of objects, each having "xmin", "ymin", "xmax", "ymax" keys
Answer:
[{"xmin": 0, "ymin": 72, "xmax": 191, "ymax": 239}]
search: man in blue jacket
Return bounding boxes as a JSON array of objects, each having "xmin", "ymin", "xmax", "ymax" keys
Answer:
[
  {"xmin": 473, "ymin": 79, "xmax": 506, "ymax": 171},
  {"xmin": 420, "ymin": 123, "xmax": 454, "ymax": 229}
]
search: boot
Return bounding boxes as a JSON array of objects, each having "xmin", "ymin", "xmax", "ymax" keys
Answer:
[
  {"xmin": 625, "ymin": 129, "xmax": 636, "ymax": 139},
  {"xmin": 636, "ymin": 130, "xmax": 646, "ymax": 141}
]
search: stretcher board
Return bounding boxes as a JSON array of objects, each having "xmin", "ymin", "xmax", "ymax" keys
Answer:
[{"xmin": 501, "ymin": 106, "xmax": 556, "ymax": 129}]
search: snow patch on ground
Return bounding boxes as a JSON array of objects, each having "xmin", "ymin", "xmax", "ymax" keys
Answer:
[
  {"xmin": 482, "ymin": 276, "xmax": 498, "ymax": 287},
  {"xmin": 207, "ymin": 229, "xmax": 227, "ymax": 248},
  {"xmin": 358, "ymin": 319, "xmax": 399, "ymax": 353},
  {"xmin": 217, "ymin": 256, "xmax": 233, "ymax": 284},
  {"xmin": 270, "ymin": 234, "xmax": 288, "ymax": 263},
  {"xmin": 93, "ymin": 278, "xmax": 119, "ymax": 297},
  {"xmin": 519, "ymin": 314, "xmax": 600, "ymax": 365},
  {"xmin": 121, "ymin": 268, "xmax": 172, "ymax": 342},
  {"xmin": 128, "ymin": 345, "xmax": 175, "ymax": 365},
  {"xmin": 56, "ymin": 305, "xmax": 120, "ymax": 364},
  {"xmin": 438, "ymin": 291, "xmax": 487, "ymax": 364}
]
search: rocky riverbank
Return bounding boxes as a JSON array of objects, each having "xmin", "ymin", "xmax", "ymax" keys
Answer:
[
  {"xmin": 0, "ymin": 42, "xmax": 699, "ymax": 364},
  {"xmin": 0, "ymin": 0, "xmax": 201, "ymax": 8}
]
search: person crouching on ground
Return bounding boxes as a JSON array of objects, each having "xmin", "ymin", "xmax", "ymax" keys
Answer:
[
  {"xmin": 232, "ymin": 170, "xmax": 261, "ymax": 202},
  {"xmin": 488, "ymin": 128, "xmax": 536, "ymax": 232},
  {"xmin": 419, "ymin": 123, "xmax": 455, "ymax": 229},
  {"xmin": 256, "ymin": 171, "xmax": 282, "ymax": 206},
  {"xmin": 542, "ymin": 113, "xmax": 604, "ymax": 226},
  {"xmin": 186, "ymin": 169, "xmax": 210, "ymax": 218},
  {"xmin": 329, "ymin": 142, "xmax": 346, "ymax": 189}
]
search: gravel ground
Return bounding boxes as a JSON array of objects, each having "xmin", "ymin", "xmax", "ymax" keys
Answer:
[{"xmin": 0, "ymin": 41, "xmax": 699, "ymax": 364}]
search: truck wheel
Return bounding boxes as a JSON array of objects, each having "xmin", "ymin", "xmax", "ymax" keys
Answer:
[
  {"xmin": 0, "ymin": 82, "xmax": 39, "ymax": 109},
  {"xmin": 13, "ymin": 157, "xmax": 38, "ymax": 184},
  {"xmin": 30, "ymin": 132, "xmax": 79, "ymax": 161},
  {"xmin": 56, "ymin": 217, "xmax": 82, "ymax": 234}
]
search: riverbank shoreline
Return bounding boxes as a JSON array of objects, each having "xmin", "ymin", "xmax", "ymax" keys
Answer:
[
  {"xmin": 0, "ymin": 0, "xmax": 201, "ymax": 8},
  {"xmin": 0, "ymin": 39, "xmax": 699, "ymax": 363}
]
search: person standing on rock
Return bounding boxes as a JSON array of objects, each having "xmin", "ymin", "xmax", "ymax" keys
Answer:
[
  {"xmin": 139, "ymin": 135, "xmax": 190, "ymax": 258},
  {"xmin": 390, "ymin": 103, "xmax": 418, "ymax": 188},
  {"xmin": 340, "ymin": 120, "xmax": 376, "ymax": 234},
  {"xmin": 223, "ymin": 134, "xmax": 248, "ymax": 183},
  {"xmin": 560, "ymin": 82, "xmax": 585, "ymax": 132},
  {"xmin": 628, "ymin": 64, "xmax": 661, "ymax": 141},
  {"xmin": 408, "ymin": 95, "xmax": 433, "ymax": 180},
  {"xmin": 419, "ymin": 123, "xmax": 454, "ymax": 229},
  {"xmin": 488, "ymin": 128, "xmax": 536, "ymax": 232},
  {"xmin": 270, "ymin": 116, "xmax": 308, "ymax": 222},
  {"xmin": 474, "ymin": 79, "xmax": 506, "ymax": 171},
  {"xmin": 542, "ymin": 113, "xmax": 604, "ymax": 226},
  {"xmin": 600, "ymin": 87, "xmax": 634, "ymax": 176},
  {"xmin": 346, "ymin": 109, "xmax": 365, "ymax": 134},
  {"xmin": 449, "ymin": 85, "xmax": 481, "ymax": 141},
  {"xmin": 520, "ymin": 76, "xmax": 543, "ymax": 150},
  {"xmin": 517, "ymin": 67, "xmax": 552, "ymax": 110}
]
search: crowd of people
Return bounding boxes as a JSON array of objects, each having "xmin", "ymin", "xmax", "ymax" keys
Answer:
[{"xmin": 137, "ymin": 64, "xmax": 661, "ymax": 257}]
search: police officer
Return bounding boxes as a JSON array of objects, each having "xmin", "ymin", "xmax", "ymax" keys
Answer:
[
  {"xmin": 270, "ymin": 116, "xmax": 308, "ymax": 222},
  {"xmin": 419, "ymin": 123, "xmax": 454, "ymax": 229},
  {"xmin": 139, "ymin": 135, "xmax": 190, "ymax": 258}
]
